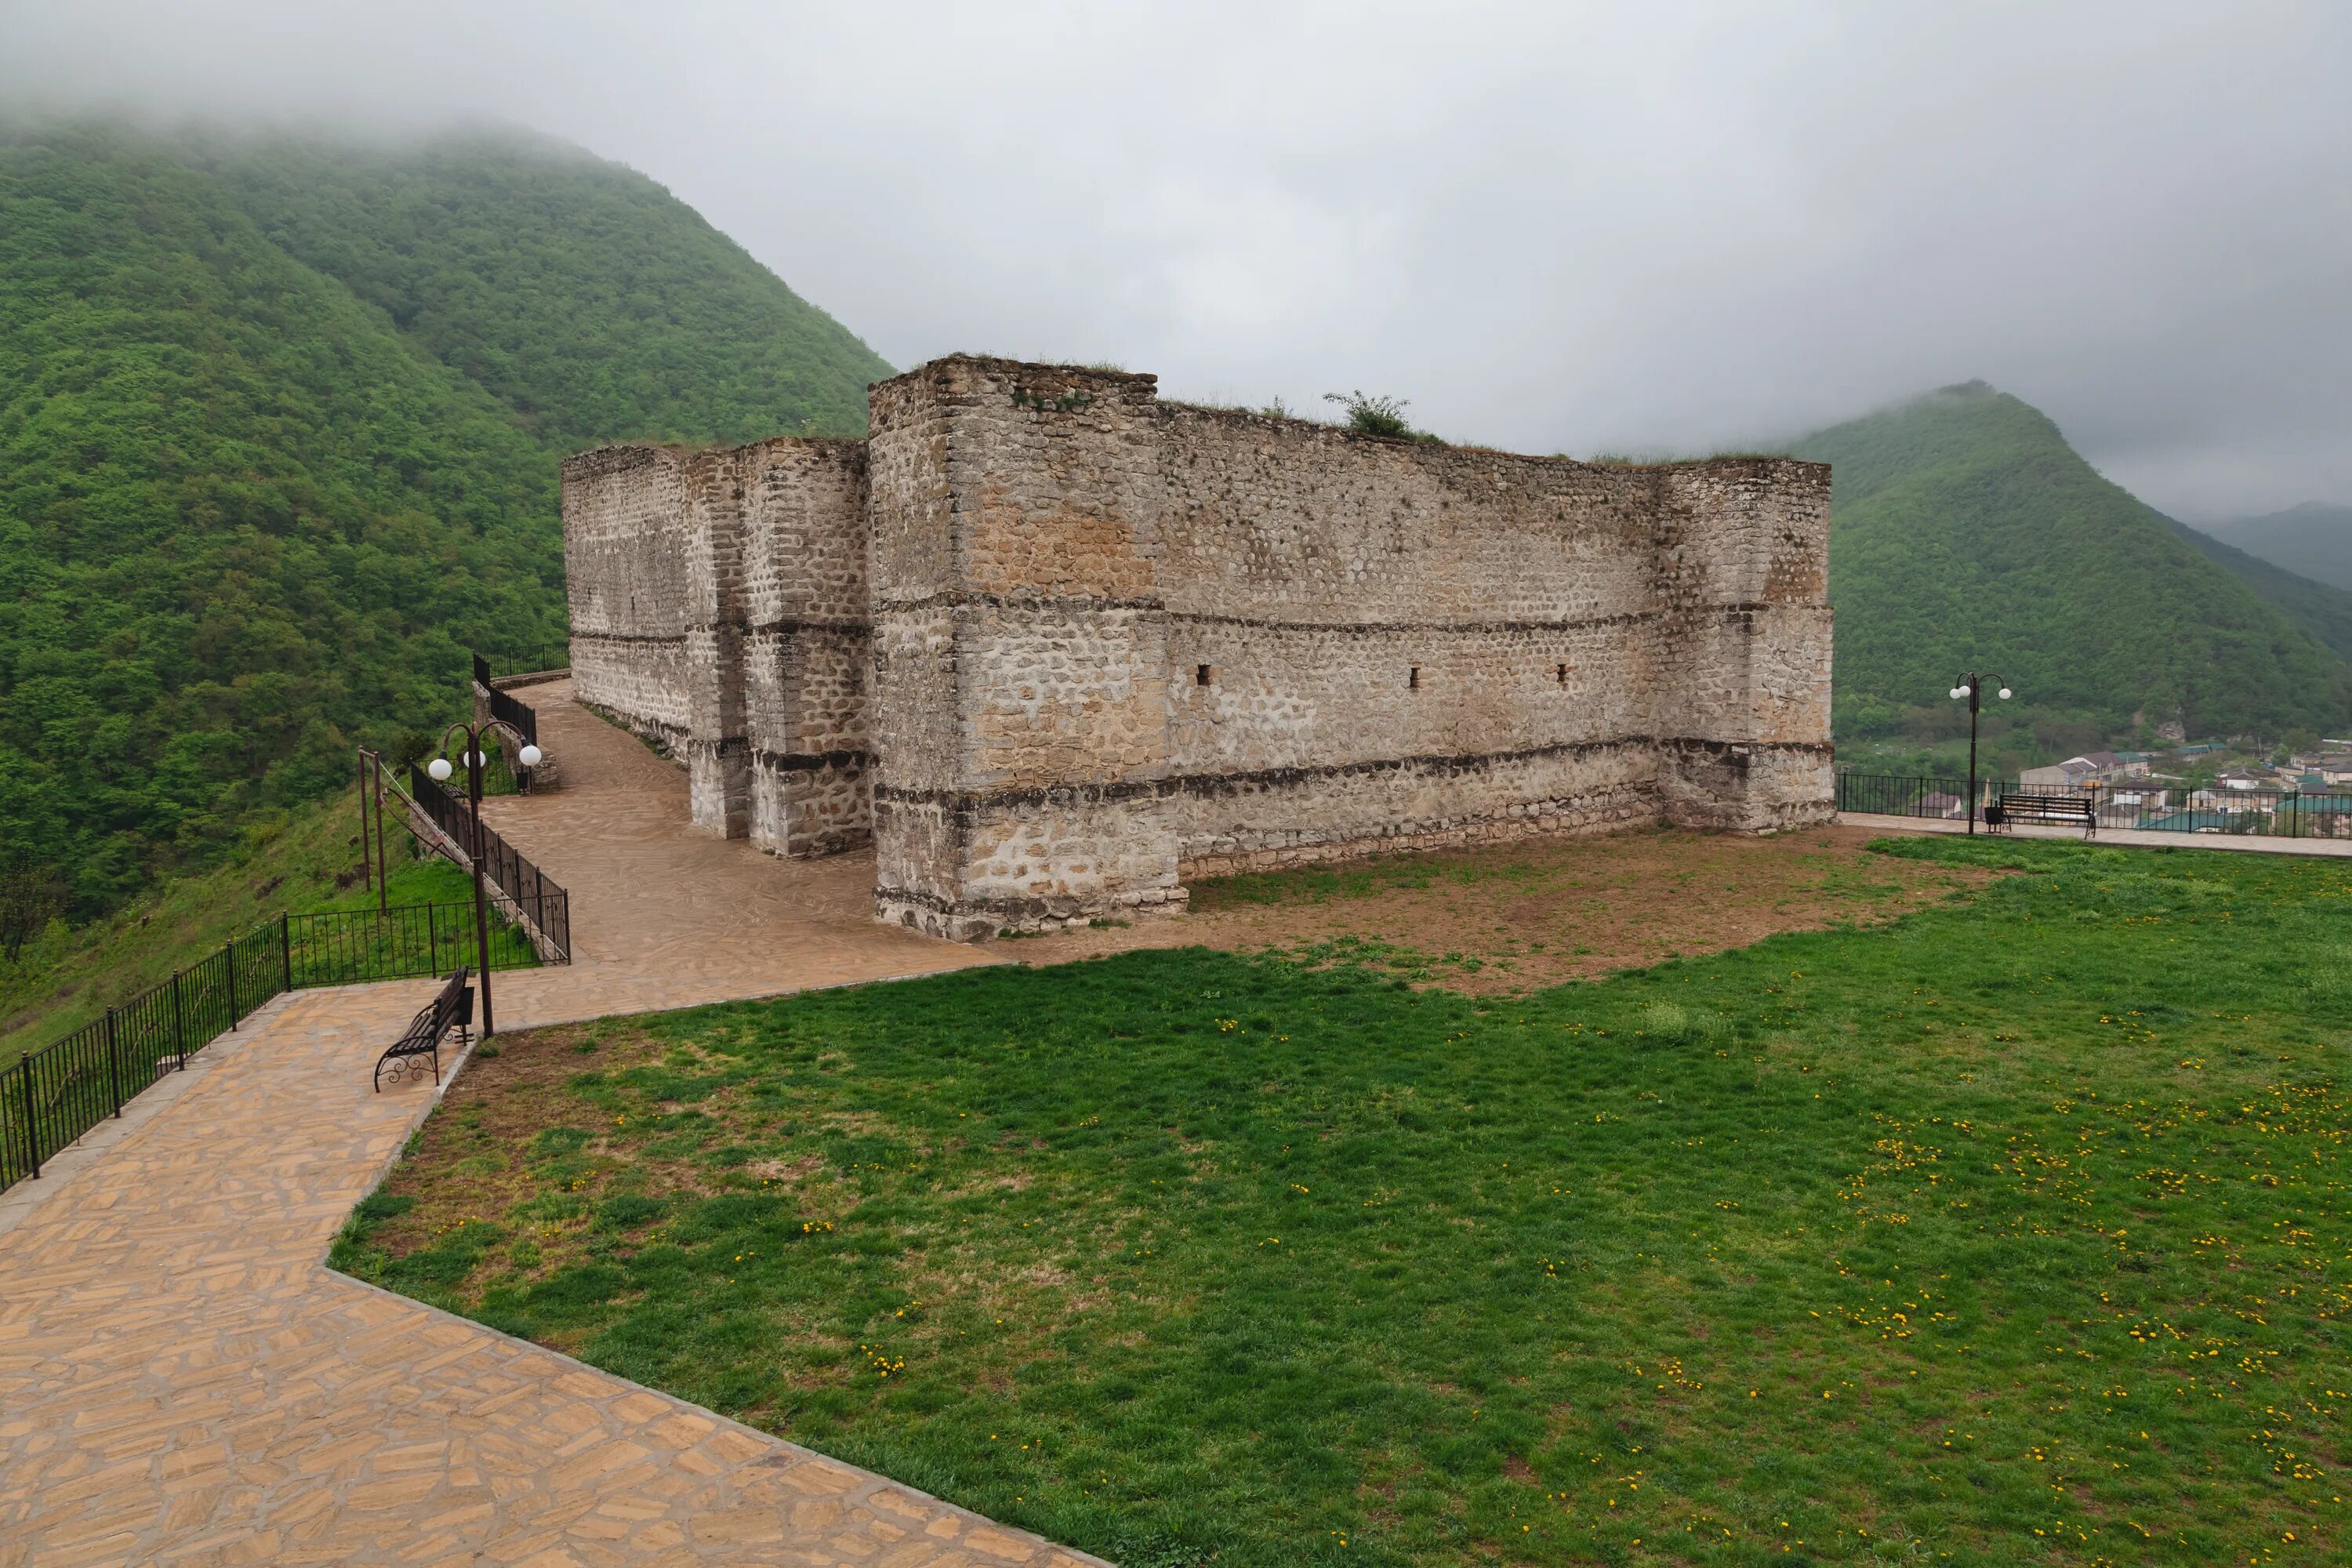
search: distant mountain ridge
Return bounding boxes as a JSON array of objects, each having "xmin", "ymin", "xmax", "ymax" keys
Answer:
[
  {"xmin": 1792, "ymin": 383, "xmax": 2352, "ymax": 742},
  {"xmin": 2201, "ymin": 502, "xmax": 2352, "ymax": 593},
  {"xmin": 2165, "ymin": 520, "xmax": 2352, "ymax": 667},
  {"xmin": 0, "ymin": 120, "xmax": 891, "ymax": 914}
]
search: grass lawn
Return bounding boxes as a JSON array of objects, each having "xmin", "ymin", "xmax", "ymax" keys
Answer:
[{"xmin": 340, "ymin": 837, "xmax": 2352, "ymax": 1566}]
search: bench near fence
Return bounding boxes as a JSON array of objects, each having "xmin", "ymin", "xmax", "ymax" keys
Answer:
[
  {"xmin": 1986, "ymin": 792, "xmax": 2097, "ymax": 837},
  {"xmin": 376, "ymin": 968, "xmax": 473, "ymax": 1091},
  {"xmin": 4, "ymin": 904, "xmax": 544, "ymax": 1194}
]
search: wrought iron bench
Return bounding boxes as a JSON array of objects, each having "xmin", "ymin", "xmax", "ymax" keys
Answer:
[
  {"xmin": 375, "ymin": 967, "xmax": 473, "ymax": 1091},
  {"xmin": 1985, "ymin": 792, "xmax": 2096, "ymax": 838}
]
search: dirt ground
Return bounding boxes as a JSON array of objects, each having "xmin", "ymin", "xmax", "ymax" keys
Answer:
[{"xmin": 1014, "ymin": 824, "xmax": 1989, "ymax": 993}]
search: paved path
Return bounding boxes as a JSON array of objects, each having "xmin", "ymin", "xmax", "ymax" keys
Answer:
[
  {"xmin": 0, "ymin": 691, "xmax": 1096, "ymax": 1567},
  {"xmin": 1842, "ymin": 811, "xmax": 2352, "ymax": 858},
  {"xmin": 479, "ymin": 678, "xmax": 1000, "ymax": 1031}
]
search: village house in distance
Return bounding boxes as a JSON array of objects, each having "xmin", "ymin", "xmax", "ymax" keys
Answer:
[{"xmin": 558, "ymin": 356, "xmax": 1837, "ymax": 939}]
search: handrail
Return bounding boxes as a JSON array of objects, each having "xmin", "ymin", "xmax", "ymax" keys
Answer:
[
  {"xmin": 473, "ymin": 652, "xmax": 548, "ymax": 749},
  {"xmin": 1, "ymin": 902, "xmax": 540, "ymax": 1192},
  {"xmin": 401, "ymin": 765, "xmax": 572, "ymax": 962},
  {"xmin": 1835, "ymin": 769, "xmax": 2349, "ymax": 838}
]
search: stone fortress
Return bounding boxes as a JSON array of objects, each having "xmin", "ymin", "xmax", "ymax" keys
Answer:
[{"xmin": 560, "ymin": 356, "xmax": 1835, "ymax": 941}]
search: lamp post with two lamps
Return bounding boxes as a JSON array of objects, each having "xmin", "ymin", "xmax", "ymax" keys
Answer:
[
  {"xmin": 426, "ymin": 720, "xmax": 541, "ymax": 1036},
  {"xmin": 1949, "ymin": 673, "xmax": 2013, "ymax": 835}
]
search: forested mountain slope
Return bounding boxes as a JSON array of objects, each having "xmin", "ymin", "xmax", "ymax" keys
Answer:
[
  {"xmin": 2201, "ymin": 502, "xmax": 2352, "ymax": 593},
  {"xmin": 0, "ymin": 122, "xmax": 891, "ymax": 918},
  {"xmin": 2168, "ymin": 520, "xmax": 2352, "ymax": 666},
  {"xmin": 1794, "ymin": 383, "xmax": 2352, "ymax": 742},
  {"xmin": 204, "ymin": 127, "xmax": 891, "ymax": 450}
]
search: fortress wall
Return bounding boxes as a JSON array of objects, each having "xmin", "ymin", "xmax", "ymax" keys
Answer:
[
  {"xmin": 1650, "ymin": 462, "xmax": 1837, "ymax": 831},
  {"xmin": 1151, "ymin": 406, "xmax": 1686, "ymax": 869},
  {"xmin": 740, "ymin": 439, "xmax": 874, "ymax": 856},
  {"xmin": 867, "ymin": 370, "xmax": 966, "ymax": 918},
  {"xmin": 559, "ymin": 446, "xmax": 697, "ymax": 753},
  {"xmin": 677, "ymin": 448, "xmax": 752, "ymax": 837},
  {"xmin": 867, "ymin": 361, "xmax": 1184, "ymax": 940},
  {"xmin": 565, "ymin": 355, "xmax": 1835, "ymax": 939},
  {"xmin": 857, "ymin": 360, "xmax": 1833, "ymax": 932}
]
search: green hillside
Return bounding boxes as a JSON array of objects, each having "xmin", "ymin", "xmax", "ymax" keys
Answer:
[
  {"xmin": 203, "ymin": 127, "xmax": 891, "ymax": 450},
  {"xmin": 2169, "ymin": 519, "xmax": 2352, "ymax": 665},
  {"xmin": 0, "ymin": 121, "xmax": 891, "ymax": 922},
  {"xmin": 1795, "ymin": 383, "xmax": 2352, "ymax": 746},
  {"xmin": 2203, "ymin": 501, "xmax": 2352, "ymax": 592}
]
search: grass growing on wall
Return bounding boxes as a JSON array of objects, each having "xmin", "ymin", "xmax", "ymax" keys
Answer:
[{"xmin": 342, "ymin": 837, "xmax": 2351, "ymax": 1567}]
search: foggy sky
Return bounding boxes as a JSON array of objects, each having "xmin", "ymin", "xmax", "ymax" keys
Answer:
[{"xmin": 5, "ymin": 0, "xmax": 2347, "ymax": 520}]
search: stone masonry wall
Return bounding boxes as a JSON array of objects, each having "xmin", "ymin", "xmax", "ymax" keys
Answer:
[
  {"xmin": 560, "ymin": 446, "xmax": 695, "ymax": 753},
  {"xmin": 741, "ymin": 439, "xmax": 873, "ymax": 856},
  {"xmin": 1156, "ymin": 405, "xmax": 1674, "ymax": 873},
  {"xmin": 563, "ymin": 354, "xmax": 1834, "ymax": 939},
  {"xmin": 866, "ymin": 361, "xmax": 1184, "ymax": 940},
  {"xmin": 1149, "ymin": 411, "xmax": 1835, "ymax": 863},
  {"xmin": 562, "ymin": 439, "xmax": 877, "ymax": 855}
]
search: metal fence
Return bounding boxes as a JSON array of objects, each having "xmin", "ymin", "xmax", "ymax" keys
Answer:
[
  {"xmin": 473, "ymin": 652, "xmax": 539, "ymax": 747},
  {"xmin": 1, "ymin": 903, "xmax": 545, "ymax": 1193},
  {"xmin": 473, "ymin": 648, "xmax": 569, "ymax": 683},
  {"xmin": 1, "ymin": 926, "xmax": 276, "ymax": 1190},
  {"xmin": 287, "ymin": 902, "xmax": 543, "ymax": 988},
  {"xmin": 1836, "ymin": 770, "xmax": 2352, "ymax": 839},
  {"xmin": 406, "ymin": 764, "xmax": 571, "ymax": 960},
  {"xmin": 1833, "ymin": 771, "xmax": 1989, "ymax": 821}
]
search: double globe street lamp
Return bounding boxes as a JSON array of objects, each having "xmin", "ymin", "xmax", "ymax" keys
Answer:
[
  {"xmin": 1949, "ymin": 673, "xmax": 2013, "ymax": 835},
  {"xmin": 426, "ymin": 720, "xmax": 542, "ymax": 1036}
]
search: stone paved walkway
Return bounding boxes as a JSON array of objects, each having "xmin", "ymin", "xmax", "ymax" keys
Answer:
[
  {"xmin": 0, "ymin": 688, "xmax": 1098, "ymax": 1567},
  {"xmin": 0, "ymin": 990, "xmax": 1099, "ymax": 1568},
  {"xmin": 478, "ymin": 678, "xmax": 1000, "ymax": 1030},
  {"xmin": 1842, "ymin": 810, "xmax": 2352, "ymax": 858}
]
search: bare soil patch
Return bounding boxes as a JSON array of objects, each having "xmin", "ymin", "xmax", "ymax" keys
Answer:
[{"xmin": 1014, "ymin": 825, "xmax": 1988, "ymax": 991}]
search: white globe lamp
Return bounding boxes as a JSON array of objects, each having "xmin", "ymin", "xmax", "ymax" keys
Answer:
[
  {"xmin": 518, "ymin": 744, "xmax": 544, "ymax": 768},
  {"xmin": 426, "ymin": 757, "xmax": 453, "ymax": 782}
]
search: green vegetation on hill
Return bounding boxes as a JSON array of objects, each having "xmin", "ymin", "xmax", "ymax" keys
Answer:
[
  {"xmin": 0, "ymin": 788, "xmax": 449, "ymax": 1069},
  {"xmin": 206, "ymin": 128, "xmax": 891, "ymax": 450},
  {"xmin": 2205, "ymin": 502, "xmax": 2352, "ymax": 593},
  {"xmin": 0, "ymin": 125, "xmax": 564, "ymax": 913},
  {"xmin": 344, "ymin": 835, "xmax": 2352, "ymax": 1566},
  {"xmin": 0, "ymin": 120, "xmax": 891, "ymax": 924},
  {"xmin": 2169, "ymin": 520, "xmax": 2352, "ymax": 666},
  {"xmin": 1796, "ymin": 383, "xmax": 2352, "ymax": 748}
]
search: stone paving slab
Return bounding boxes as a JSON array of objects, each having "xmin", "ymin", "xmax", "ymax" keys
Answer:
[
  {"xmin": 0, "ymin": 688, "xmax": 1108, "ymax": 1565},
  {"xmin": 0, "ymin": 982, "xmax": 1105, "ymax": 1566},
  {"xmin": 474, "ymin": 680, "xmax": 1003, "ymax": 1030},
  {"xmin": 1841, "ymin": 811, "xmax": 2352, "ymax": 858}
]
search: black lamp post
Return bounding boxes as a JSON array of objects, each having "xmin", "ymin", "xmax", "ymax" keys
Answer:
[
  {"xmin": 1949, "ymin": 673, "xmax": 2013, "ymax": 835},
  {"xmin": 426, "ymin": 719, "xmax": 540, "ymax": 1036}
]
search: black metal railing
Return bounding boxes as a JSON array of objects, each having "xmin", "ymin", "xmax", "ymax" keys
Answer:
[
  {"xmin": 474, "ymin": 652, "xmax": 540, "ymax": 747},
  {"xmin": 1, "ymin": 903, "xmax": 546, "ymax": 1193},
  {"xmin": 3, "ymin": 923, "xmax": 270, "ymax": 1189},
  {"xmin": 1836, "ymin": 770, "xmax": 2352, "ymax": 840},
  {"xmin": 406, "ymin": 764, "xmax": 572, "ymax": 960},
  {"xmin": 287, "ymin": 903, "xmax": 544, "ymax": 988},
  {"xmin": 1833, "ymin": 771, "xmax": 1992, "ymax": 821},
  {"xmin": 473, "ymin": 648, "xmax": 569, "ymax": 684}
]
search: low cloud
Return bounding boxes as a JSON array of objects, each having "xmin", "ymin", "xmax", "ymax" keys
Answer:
[{"xmin": 5, "ymin": 0, "xmax": 2346, "ymax": 517}]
